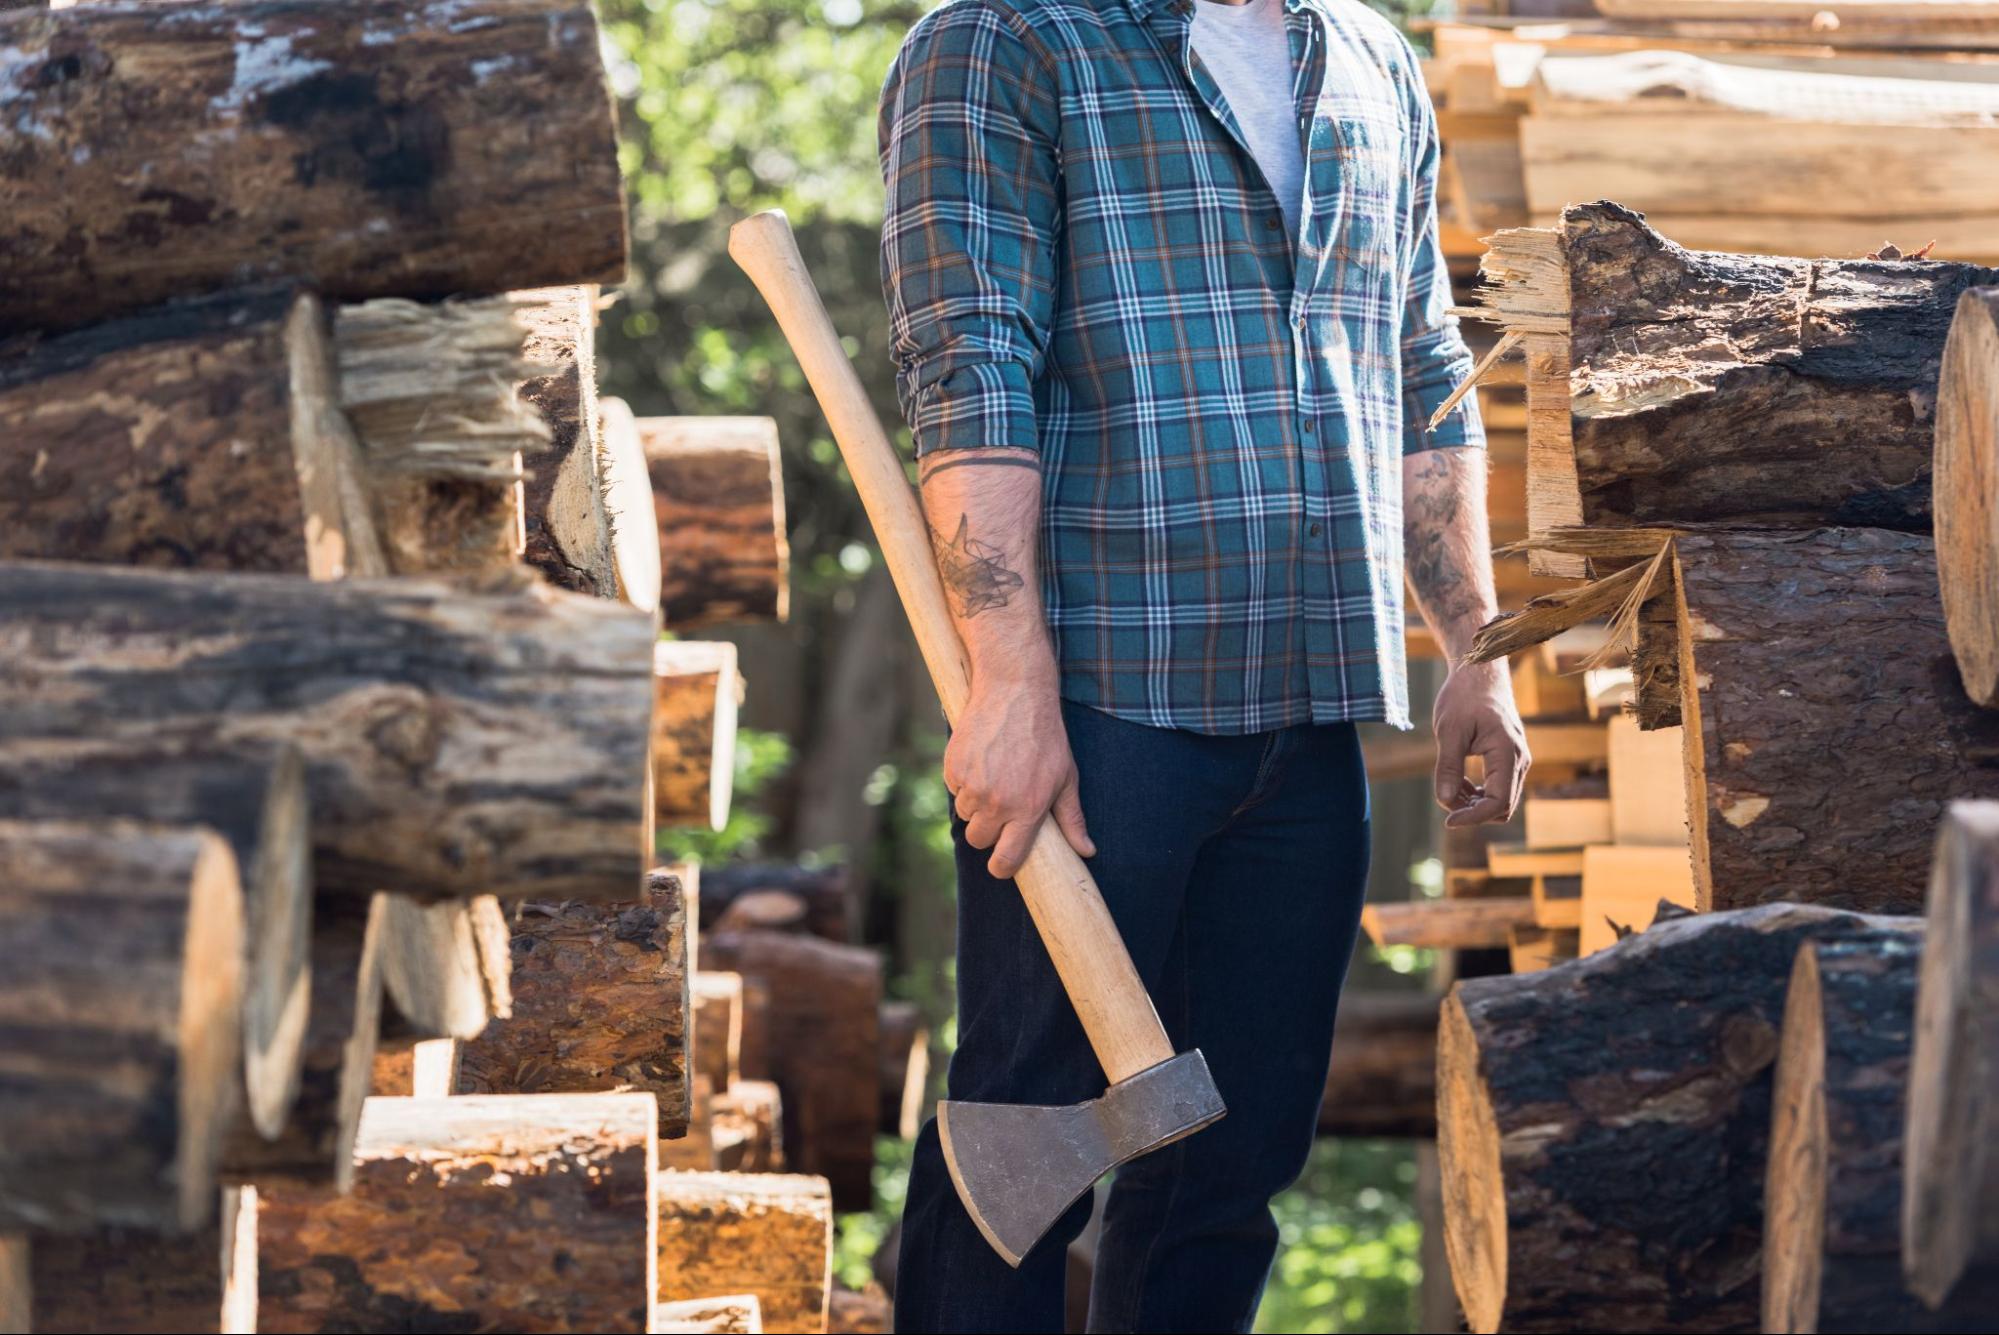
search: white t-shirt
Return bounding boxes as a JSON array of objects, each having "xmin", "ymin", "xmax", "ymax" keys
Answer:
[{"xmin": 1191, "ymin": 0, "xmax": 1306, "ymax": 243}]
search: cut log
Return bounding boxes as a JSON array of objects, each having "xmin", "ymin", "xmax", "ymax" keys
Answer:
[
  {"xmin": 1318, "ymin": 991, "xmax": 1439, "ymax": 1139},
  {"xmin": 700, "ymin": 864, "xmax": 851, "ymax": 945},
  {"xmin": 702, "ymin": 931, "xmax": 882, "ymax": 1210},
  {"xmin": 376, "ymin": 893, "xmax": 512, "ymax": 1039},
  {"xmin": 599, "ymin": 397, "xmax": 664, "ymax": 614},
  {"xmin": 1439, "ymin": 901, "xmax": 1910, "ymax": 1334},
  {"xmin": 1361, "ymin": 897, "xmax": 1536, "ymax": 949},
  {"xmin": 371, "ymin": 1033, "xmax": 462, "ymax": 1099},
  {"xmin": 1471, "ymin": 203, "xmax": 1999, "ymax": 538},
  {"xmin": 516, "ymin": 286, "xmax": 615, "ymax": 596},
  {"xmin": 0, "ymin": 560, "xmax": 655, "ymax": 902},
  {"xmin": 457, "ymin": 868, "xmax": 692, "ymax": 1135},
  {"xmin": 1670, "ymin": 528, "xmax": 1999, "ymax": 913},
  {"xmin": 258, "ymin": 1094, "xmax": 657, "ymax": 1333},
  {"xmin": 0, "ymin": 0, "xmax": 625, "ymax": 337},
  {"xmin": 641, "ymin": 416, "xmax": 790, "ymax": 628},
  {"xmin": 1907, "ymin": 801, "xmax": 1999, "ymax": 1308},
  {"xmin": 655, "ymin": 640, "xmax": 743, "ymax": 833},
  {"xmin": 0, "ymin": 287, "xmax": 380, "ymax": 579},
  {"xmin": 0, "ymin": 820, "xmax": 243, "ymax": 1233},
  {"xmin": 220, "ymin": 896, "xmax": 386, "ymax": 1193},
  {"xmin": 655, "ymin": 1294, "xmax": 766, "ymax": 1334},
  {"xmin": 654, "ymin": 1171, "xmax": 833, "ymax": 1335},
  {"xmin": 1936, "ymin": 286, "xmax": 1999, "ymax": 707},
  {"xmin": 878, "ymin": 1001, "xmax": 930, "ymax": 1140},
  {"xmin": 1762, "ymin": 930, "xmax": 1969, "ymax": 1334},
  {"xmin": 694, "ymin": 972, "xmax": 746, "ymax": 1093},
  {"xmin": 714, "ymin": 1080, "xmax": 785, "ymax": 1173},
  {"xmin": 28, "ymin": 1186, "xmax": 258, "ymax": 1333},
  {"xmin": 333, "ymin": 294, "xmax": 546, "ymax": 576}
]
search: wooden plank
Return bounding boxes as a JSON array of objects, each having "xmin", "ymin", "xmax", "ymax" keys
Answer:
[
  {"xmin": 1579, "ymin": 844, "xmax": 1698, "ymax": 955},
  {"xmin": 1608, "ymin": 715, "xmax": 1691, "ymax": 847},
  {"xmin": 1361, "ymin": 897, "xmax": 1537, "ymax": 949},
  {"xmin": 1532, "ymin": 873, "xmax": 1584, "ymax": 930},
  {"xmin": 1487, "ymin": 843, "xmax": 1585, "ymax": 878},
  {"xmin": 1525, "ymin": 796, "xmax": 1611, "ymax": 850}
]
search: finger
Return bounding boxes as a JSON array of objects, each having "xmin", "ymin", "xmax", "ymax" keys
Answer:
[
  {"xmin": 1433, "ymin": 719, "xmax": 1471, "ymax": 809},
  {"xmin": 963, "ymin": 810, "xmax": 1003, "ymax": 850},
  {"xmin": 1445, "ymin": 793, "xmax": 1508, "ymax": 828},
  {"xmin": 1483, "ymin": 744, "xmax": 1519, "ymax": 822},
  {"xmin": 1510, "ymin": 744, "xmax": 1532, "ymax": 814},
  {"xmin": 988, "ymin": 814, "xmax": 1044, "ymax": 881},
  {"xmin": 1052, "ymin": 776, "xmax": 1096, "ymax": 858}
]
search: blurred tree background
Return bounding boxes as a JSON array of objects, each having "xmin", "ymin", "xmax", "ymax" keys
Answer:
[{"xmin": 602, "ymin": 2, "xmax": 1440, "ymax": 1329}]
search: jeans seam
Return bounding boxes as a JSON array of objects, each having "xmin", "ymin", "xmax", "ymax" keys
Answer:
[{"xmin": 1226, "ymin": 729, "xmax": 1286, "ymax": 821}]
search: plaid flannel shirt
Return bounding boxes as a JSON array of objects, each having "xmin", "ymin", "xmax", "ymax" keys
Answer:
[{"xmin": 879, "ymin": 0, "xmax": 1482, "ymax": 734}]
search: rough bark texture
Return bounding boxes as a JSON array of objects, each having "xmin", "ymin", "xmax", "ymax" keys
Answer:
[
  {"xmin": 0, "ymin": 560, "xmax": 655, "ymax": 902},
  {"xmin": 1763, "ymin": 931, "xmax": 1981, "ymax": 1333},
  {"xmin": 1318, "ymin": 991, "xmax": 1439, "ymax": 1139},
  {"xmin": 702, "ymin": 931, "xmax": 881, "ymax": 1211},
  {"xmin": 220, "ymin": 896, "xmax": 385, "ymax": 1194},
  {"xmin": 699, "ymin": 864, "xmax": 852, "ymax": 946},
  {"xmin": 1935, "ymin": 286, "xmax": 1999, "ymax": 707},
  {"xmin": 258, "ymin": 1094, "xmax": 657, "ymax": 1334},
  {"xmin": 655, "ymin": 1171, "xmax": 833, "ymax": 1335},
  {"xmin": 0, "ymin": 287, "xmax": 378, "ymax": 578},
  {"xmin": 654, "ymin": 640, "xmax": 741, "ymax": 833},
  {"xmin": 0, "ymin": 0, "xmax": 626, "ymax": 337},
  {"xmin": 1560, "ymin": 202, "xmax": 1999, "ymax": 529},
  {"xmin": 457, "ymin": 868, "xmax": 692, "ymax": 1135},
  {"xmin": 877, "ymin": 1001, "xmax": 930, "ymax": 1141},
  {"xmin": 641, "ymin": 416, "xmax": 791, "ymax": 628},
  {"xmin": 29, "ymin": 1186, "xmax": 258, "ymax": 1333},
  {"xmin": 376, "ymin": 892, "xmax": 513, "ymax": 1040},
  {"xmin": 516, "ymin": 286, "xmax": 614, "ymax": 596},
  {"xmin": 1439, "ymin": 901, "xmax": 1909, "ymax": 1334},
  {"xmin": 0, "ymin": 820, "xmax": 243, "ymax": 1233},
  {"xmin": 1907, "ymin": 801, "xmax": 1999, "ymax": 1308},
  {"xmin": 1674, "ymin": 529, "xmax": 1999, "ymax": 913}
]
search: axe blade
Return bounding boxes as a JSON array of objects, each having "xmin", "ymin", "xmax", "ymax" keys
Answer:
[{"xmin": 937, "ymin": 1050, "xmax": 1226, "ymax": 1267}]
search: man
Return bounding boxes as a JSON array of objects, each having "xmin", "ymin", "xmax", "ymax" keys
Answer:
[{"xmin": 877, "ymin": 0, "xmax": 1526, "ymax": 1329}]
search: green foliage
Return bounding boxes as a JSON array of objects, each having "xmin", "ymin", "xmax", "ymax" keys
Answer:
[
  {"xmin": 656, "ymin": 725, "xmax": 795, "ymax": 865},
  {"xmin": 1257, "ymin": 1140, "xmax": 1424, "ymax": 1335},
  {"xmin": 834, "ymin": 1135, "xmax": 917, "ymax": 1291}
]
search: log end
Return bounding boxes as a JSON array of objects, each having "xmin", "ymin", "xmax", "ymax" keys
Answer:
[
  {"xmin": 1935, "ymin": 288, "xmax": 1999, "ymax": 710},
  {"xmin": 1437, "ymin": 988, "xmax": 1507, "ymax": 1335},
  {"xmin": 1764, "ymin": 945, "xmax": 1829, "ymax": 1335},
  {"xmin": 243, "ymin": 746, "xmax": 313, "ymax": 1141}
]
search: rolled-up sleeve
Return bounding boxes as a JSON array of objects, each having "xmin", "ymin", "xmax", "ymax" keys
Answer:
[
  {"xmin": 1398, "ymin": 71, "xmax": 1485, "ymax": 457},
  {"xmin": 878, "ymin": 0, "xmax": 1061, "ymax": 457}
]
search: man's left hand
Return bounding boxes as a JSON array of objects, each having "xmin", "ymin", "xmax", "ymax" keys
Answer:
[{"xmin": 1432, "ymin": 660, "xmax": 1530, "ymax": 827}]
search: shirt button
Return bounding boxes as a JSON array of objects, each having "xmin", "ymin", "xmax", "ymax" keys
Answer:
[
  {"xmin": 1309, "ymin": 522, "xmax": 1324, "ymax": 537},
  {"xmin": 1301, "ymin": 418, "xmax": 1315, "ymax": 434},
  {"xmin": 1293, "ymin": 315, "xmax": 1305, "ymax": 329},
  {"xmin": 1266, "ymin": 215, "xmax": 1282, "ymax": 231}
]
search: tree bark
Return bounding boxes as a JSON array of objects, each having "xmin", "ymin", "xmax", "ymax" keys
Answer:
[
  {"xmin": 1935, "ymin": 286, "xmax": 1999, "ymax": 707},
  {"xmin": 1906, "ymin": 801, "xmax": 1999, "ymax": 1309},
  {"xmin": 457, "ymin": 867, "xmax": 692, "ymax": 1135},
  {"xmin": 654, "ymin": 1171, "xmax": 833, "ymax": 1335},
  {"xmin": 28, "ymin": 1186, "xmax": 257, "ymax": 1333},
  {"xmin": 878, "ymin": 1001, "xmax": 930, "ymax": 1141},
  {"xmin": 641, "ymin": 416, "xmax": 790, "ymax": 628},
  {"xmin": 695, "ymin": 972, "xmax": 746, "ymax": 1093},
  {"xmin": 1672, "ymin": 528, "xmax": 1999, "ymax": 913},
  {"xmin": 516, "ymin": 286, "xmax": 615, "ymax": 596},
  {"xmin": 0, "ymin": 560, "xmax": 656, "ymax": 902},
  {"xmin": 220, "ymin": 896, "xmax": 385, "ymax": 1194},
  {"xmin": 702, "ymin": 931, "xmax": 882, "ymax": 1211},
  {"xmin": 0, "ymin": 0, "xmax": 626, "ymax": 337},
  {"xmin": 1318, "ymin": 991, "xmax": 1439, "ymax": 1140},
  {"xmin": 0, "ymin": 287, "xmax": 381, "ymax": 578},
  {"xmin": 655, "ymin": 640, "xmax": 742, "ymax": 833},
  {"xmin": 600, "ymin": 396, "xmax": 664, "ymax": 615},
  {"xmin": 700, "ymin": 865, "xmax": 852, "ymax": 946},
  {"xmin": 1439, "ymin": 901, "xmax": 1909, "ymax": 1334},
  {"xmin": 0, "ymin": 820, "xmax": 243, "ymax": 1233}
]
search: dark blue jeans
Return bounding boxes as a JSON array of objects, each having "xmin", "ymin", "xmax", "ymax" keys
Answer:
[{"xmin": 896, "ymin": 700, "xmax": 1371, "ymax": 1334}]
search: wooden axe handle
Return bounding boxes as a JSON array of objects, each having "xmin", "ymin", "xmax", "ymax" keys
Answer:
[{"xmin": 729, "ymin": 209, "xmax": 1175, "ymax": 1083}]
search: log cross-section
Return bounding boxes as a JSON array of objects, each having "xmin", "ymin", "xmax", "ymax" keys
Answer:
[
  {"xmin": 1936, "ymin": 286, "xmax": 1999, "ymax": 707},
  {"xmin": 641, "ymin": 416, "xmax": 790, "ymax": 627}
]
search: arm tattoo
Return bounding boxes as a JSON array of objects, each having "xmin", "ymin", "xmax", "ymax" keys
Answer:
[
  {"xmin": 932, "ymin": 513, "xmax": 1025, "ymax": 618},
  {"xmin": 1404, "ymin": 451, "xmax": 1482, "ymax": 628},
  {"xmin": 919, "ymin": 453, "xmax": 1041, "ymax": 482}
]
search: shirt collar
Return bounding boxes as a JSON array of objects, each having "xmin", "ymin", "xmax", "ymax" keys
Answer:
[{"xmin": 1126, "ymin": 0, "xmax": 1317, "ymax": 15}]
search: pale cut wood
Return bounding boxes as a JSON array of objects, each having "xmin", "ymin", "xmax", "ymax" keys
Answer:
[
  {"xmin": 1530, "ymin": 873, "xmax": 1582, "ymax": 930},
  {"xmin": 516, "ymin": 286, "xmax": 615, "ymax": 597},
  {"xmin": 1360, "ymin": 897, "xmax": 1536, "ymax": 949},
  {"xmin": 655, "ymin": 1171, "xmax": 833, "ymax": 1335},
  {"xmin": 1579, "ymin": 846, "xmax": 1697, "ymax": 955},
  {"xmin": 29, "ymin": 1186, "xmax": 258, "ymax": 1334},
  {"xmin": 0, "ymin": 1235, "xmax": 24, "ymax": 1335},
  {"xmin": 1486, "ymin": 845, "xmax": 1584, "ymax": 879},
  {"xmin": 878, "ymin": 1001, "xmax": 930, "ymax": 1141},
  {"xmin": 1509, "ymin": 652, "xmax": 1585, "ymax": 719},
  {"xmin": 0, "ymin": 820, "xmax": 243, "ymax": 1233},
  {"xmin": 1937, "ymin": 287, "xmax": 1999, "ymax": 706},
  {"xmin": 1549, "ymin": 212, "xmax": 1999, "ymax": 268},
  {"xmin": 0, "ymin": 0, "xmax": 625, "ymax": 337},
  {"xmin": 371, "ymin": 1035, "xmax": 461, "ymax": 1098},
  {"xmin": 258, "ymin": 1094, "xmax": 658, "ymax": 1334},
  {"xmin": 0, "ymin": 560, "xmax": 656, "ymax": 902},
  {"xmin": 1532, "ymin": 48, "xmax": 1999, "ymax": 124},
  {"xmin": 0, "ymin": 288, "xmax": 380, "ymax": 579},
  {"xmin": 1906, "ymin": 802, "xmax": 1999, "ymax": 1308},
  {"xmin": 376, "ymin": 893, "xmax": 512, "ymax": 1040},
  {"xmin": 1607, "ymin": 714, "xmax": 1688, "ymax": 846},
  {"xmin": 1523, "ymin": 796, "xmax": 1609, "ymax": 850},
  {"xmin": 641, "ymin": 416, "xmax": 791, "ymax": 627},
  {"xmin": 599, "ymin": 397, "xmax": 664, "ymax": 615},
  {"xmin": 1596, "ymin": 0, "xmax": 1999, "ymax": 19},
  {"xmin": 1440, "ymin": 902, "xmax": 1911, "ymax": 1334},
  {"xmin": 655, "ymin": 1294, "xmax": 765, "ymax": 1334},
  {"xmin": 655, "ymin": 640, "xmax": 743, "ymax": 833},
  {"xmin": 1317, "ymin": 991, "xmax": 1439, "ymax": 1139},
  {"xmin": 694, "ymin": 972, "xmax": 746, "ymax": 1093}
]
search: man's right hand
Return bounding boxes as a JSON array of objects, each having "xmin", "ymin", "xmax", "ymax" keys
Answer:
[{"xmin": 945, "ymin": 666, "xmax": 1095, "ymax": 881}]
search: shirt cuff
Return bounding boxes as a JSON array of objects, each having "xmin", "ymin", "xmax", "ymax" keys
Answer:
[{"xmin": 908, "ymin": 361, "xmax": 1041, "ymax": 457}]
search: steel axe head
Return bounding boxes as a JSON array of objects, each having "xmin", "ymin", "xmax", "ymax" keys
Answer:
[{"xmin": 937, "ymin": 1049, "xmax": 1226, "ymax": 1266}]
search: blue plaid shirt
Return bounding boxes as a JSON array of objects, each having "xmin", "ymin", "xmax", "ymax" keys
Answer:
[{"xmin": 879, "ymin": 0, "xmax": 1482, "ymax": 734}]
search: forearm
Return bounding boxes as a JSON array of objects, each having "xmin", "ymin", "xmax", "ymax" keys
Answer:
[
  {"xmin": 918, "ymin": 447, "xmax": 1055, "ymax": 690},
  {"xmin": 1403, "ymin": 448, "xmax": 1500, "ymax": 666}
]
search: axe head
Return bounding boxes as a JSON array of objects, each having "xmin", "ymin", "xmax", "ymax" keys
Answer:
[{"xmin": 937, "ymin": 1050, "xmax": 1226, "ymax": 1266}]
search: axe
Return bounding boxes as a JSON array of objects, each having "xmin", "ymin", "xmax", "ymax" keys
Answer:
[{"xmin": 730, "ymin": 210, "xmax": 1225, "ymax": 1265}]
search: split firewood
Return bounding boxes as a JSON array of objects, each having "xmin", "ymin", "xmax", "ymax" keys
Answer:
[
  {"xmin": 0, "ymin": 0, "xmax": 625, "ymax": 337},
  {"xmin": 456, "ymin": 868, "xmax": 692, "ymax": 1134},
  {"xmin": 655, "ymin": 640, "xmax": 743, "ymax": 833},
  {"xmin": 219, "ymin": 896, "xmax": 385, "ymax": 1194},
  {"xmin": 516, "ymin": 286, "xmax": 616, "ymax": 597},
  {"xmin": 600, "ymin": 396, "xmax": 665, "ymax": 614},
  {"xmin": 701, "ymin": 864, "xmax": 851, "ymax": 944},
  {"xmin": 0, "ymin": 561, "xmax": 656, "ymax": 902},
  {"xmin": 1439, "ymin": 901, "xmax": 1912, "ymax": 1334},
  {"xmin": 654, "ymin": 1294, "xmax": 765, "ymax": 1334},
  {"xmin": 257, "ymin": 1094, "xmax": 658, "ymax": 1334},
  {"xmin": 714, "ymin": 1080, "xmax": 785, "ymax": 1173},
  {"xmin": 655, "ymin": 1171, "xmax": 834, "ymax": 1335},
  {"xmin": 1906, "ymin": 802, "xmax": 1999, "ymax": 1311},
  {"xmin": 878, "ymin": 1001, "xmax": 930, "ymax": 1140},
  {"xmin": 0, "ymin": 820, "xmax": 243, "ymax": 1233},
  {"xmin": 1317, "ymin": 992, "xmax": 1439, "ymax": 1140},
  {"xmin": 641, "ymin": 416, "xmax": 791, "ymax": 628},
  {"xmin": 27, "ymin": 1187, "xmax": 258, "ymax": 1334},
  {"xmin": 1935, "ymin": 286, "xmax": 1999, "ymax": 707},
  {"xmin": 694, "ymin": 972, "xmax": 746, "ymax": 1092},
  {"xmin": 703, "ymin": 931, "xmax": 882, "ymax": 1210},
  {"xmin": 376, "ymin": 893, "xmax": 514, "ymax": 1040}
]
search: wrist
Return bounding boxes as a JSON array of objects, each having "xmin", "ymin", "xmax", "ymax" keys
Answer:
[{"xmin": 967, "ymin": 639, "xmax": 1059, "ymax": 693}]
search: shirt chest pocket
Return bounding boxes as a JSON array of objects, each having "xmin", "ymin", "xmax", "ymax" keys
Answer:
[{"xmin": 1309, "ymin": 110, "xmax": 1402, "ymax": 272}]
